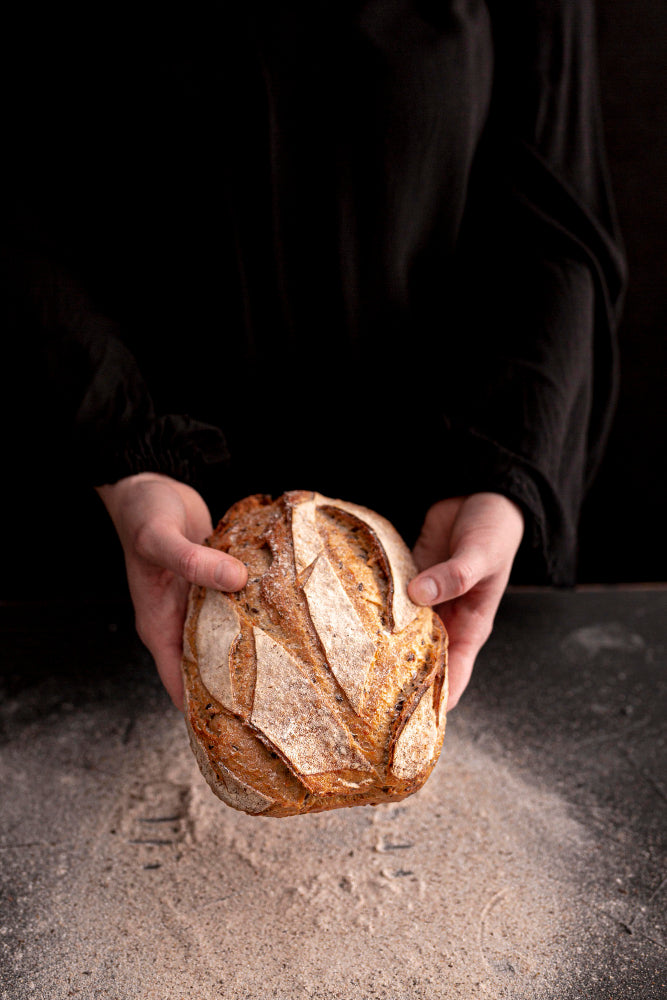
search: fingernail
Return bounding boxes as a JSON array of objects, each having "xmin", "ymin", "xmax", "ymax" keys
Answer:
[
  {"xmin": 411, "ymin": 576, "xmax": 438, "ymax": 605},
  {"xmin": 215, "ymin": 562, "xmax": 245, "ymax": 590}
]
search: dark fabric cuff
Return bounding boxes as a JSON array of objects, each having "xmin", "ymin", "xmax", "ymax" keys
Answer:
[
  {"xmin": 83, "ymin": 414, "xmax": 230, "ymax": 491},
  {"xmin": 439, "ymin": 418, "xmax": 577, "ymax": 587}
]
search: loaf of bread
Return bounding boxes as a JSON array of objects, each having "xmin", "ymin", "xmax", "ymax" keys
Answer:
[{"xmin": 181, "ymin": 490, "xmax": 448, "ymax": 816}]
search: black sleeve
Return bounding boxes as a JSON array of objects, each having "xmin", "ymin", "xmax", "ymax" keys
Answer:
[
  {"xmin": 2, "ymin": 31, "xmax": 230, "ymax": 492},
  {"xmin": 435, "ymin": 0, "xmax": 627, "ymax": 584},
  {"xmin": 2, "ymin": 220, "xmax": 229, "ymax": 489}
]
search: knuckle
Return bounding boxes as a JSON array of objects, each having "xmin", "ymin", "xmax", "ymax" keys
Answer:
[
  {"xmin": 132, "ymin": 515, "xmax": 175, "ymax": 564},
  {"xmin": 178, "ymin": 546, "xmax": 202, "ymax": 583},
  {"xmin": 469, "ymin": 608, "xmax": 495, "ymax": 648},
  {"xmin": 477, "ymin": 620, "xmax": 494, "ymax": 649},
  {"xmin": 132, "ymin": 519, "xmax": 157, "ymax": 560},
  {"xmin": 482, "ymin": 611, "xmax": 494, "ymax": 637},
  {"xmin": 134, "ymin": 614, "xmax": 152, "ymax": 649},
  {"xmin": 449, "ymin": 558, "xmax": 476, "ymax": 596}
]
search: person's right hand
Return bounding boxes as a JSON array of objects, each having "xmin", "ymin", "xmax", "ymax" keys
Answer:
[{"xmin": 95, "ymin": 472, "xmax": 247, "ymax": 711}]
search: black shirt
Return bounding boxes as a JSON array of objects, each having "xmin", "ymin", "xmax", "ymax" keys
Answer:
[{"xmin": 3, "ymin": 1, "xmax": 626, "ymax": 584}]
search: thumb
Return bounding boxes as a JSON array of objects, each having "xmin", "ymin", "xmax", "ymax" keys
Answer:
[
  {"xmin": 135, "ymin": 520, "xmax": 248, "ymax": 591},
  {"xmin": 408, "ymin": 545, "xmax": 487, "ymax": 606}
]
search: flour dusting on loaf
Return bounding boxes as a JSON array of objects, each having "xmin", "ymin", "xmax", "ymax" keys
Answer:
[
  {"xmin": 182, "ymin": 490, "xmax": 448, "ymax": 816},
  {"xmin": 251, "ymin": 626, "xmax": 373, "ymax": 778},
  {"xmin": 194, "ymin": 591, "xmax": 241, "ymax": 713},
  {"xmin": 302, "ymin": 553, "xmax": 376, "ymax": 715}
]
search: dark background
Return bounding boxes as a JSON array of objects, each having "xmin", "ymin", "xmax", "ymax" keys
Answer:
[
  {"xmin": 1, "ymin": 0, "xmax": 665, "ymax": 598},
  {"xmin": 578, "ymin": 0, "xmax": 667, "ymax": 581}
]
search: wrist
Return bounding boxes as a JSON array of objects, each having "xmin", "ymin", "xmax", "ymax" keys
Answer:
[
  {"xmin": 94, "ymin": 473, "xmax": 184, "ymax": 534},
  {"xmin": 473, "ymin": 491, "xmax": 525, "ymax": 547},
  {"xmin": 95, "ymin": 470, "xmax": 181, "ymax": 501}
]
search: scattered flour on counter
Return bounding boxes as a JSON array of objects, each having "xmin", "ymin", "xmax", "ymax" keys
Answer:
[
  {"xmin": 1, "ymin": 701, "xmax": 600, "ymax": 1000},
  {"xmin": 561, "ymin": 622, "xmax": 646, "ymax": 657}
]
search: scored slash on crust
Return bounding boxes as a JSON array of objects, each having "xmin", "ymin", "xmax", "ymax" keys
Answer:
[
  {"xmin": 194, "ymin": 591, "xmax": 242, "ymax": 713},
  {"xmin": 292, "ymin": 492, "xmax": 420, "ymax": 635},
  {"xmin": 251, "ymin": 628, "xmax": 374, "ymax": 777},
  {"xmin": 301, "ymin": 553, "xmax": 376, "ymax": 716}
]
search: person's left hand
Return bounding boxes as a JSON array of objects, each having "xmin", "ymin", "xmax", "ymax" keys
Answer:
[{"xmin": 407, "ymin": 493, "xmax": 524, "ymax": 710}]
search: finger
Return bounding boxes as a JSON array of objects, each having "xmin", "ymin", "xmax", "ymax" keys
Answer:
[
  {"xmin": 135, "ymin": 619, "xmax": 186, "ymax": 712},
  {"xmin": 408, "ymin": 546, "xmax": 487, "ymax": 606},
  {"xmin": 435, "ymin": 582, "xmax": 502, "ymax": 710},
  {"xmin": 136, "ymin": 520, "xmax": 248, "ymax": 590},
  {"xmin": 444, "ymin": 643, "xmax": 476, "ymax": 712},
  {"xmin": 135, "ymin": 619, "xmax": 184, "ymax": 710},
  {"xmin": 133, "ymin": 582, "xmax": 187, "ymax": 712},
  {"xmin": 437, "ymin": 611, "xmax": 490, "ymax": 712},
  {"xmin": 152, "ymin": 638, "xmax": 186, "ymax": 712}
]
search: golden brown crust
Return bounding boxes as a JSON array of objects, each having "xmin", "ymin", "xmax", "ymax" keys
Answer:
[{"xmin": 182, "ymin": 491, "xmax": 448, "ymax": 816}]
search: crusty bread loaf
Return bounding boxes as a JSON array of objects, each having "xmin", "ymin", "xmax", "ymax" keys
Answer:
[{"xmin": 181, "ymin": 490, "xmax": 448, "ymax": 816}]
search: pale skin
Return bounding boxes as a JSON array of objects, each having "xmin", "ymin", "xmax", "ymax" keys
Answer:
[{"xmin": 96, "ymin": 473, "xmax": 524, "ymax": 711}]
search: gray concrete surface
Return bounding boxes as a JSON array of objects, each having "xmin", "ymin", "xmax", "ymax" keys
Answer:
[{"xmin": 0, "ymin": 589, "xmax": 665, "ymax": 998}]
